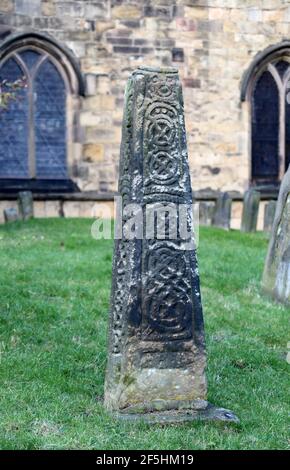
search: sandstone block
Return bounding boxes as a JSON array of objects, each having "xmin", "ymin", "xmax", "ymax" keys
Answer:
[{"xmin": 83, "ymin": 143, "xmax": 105, "ymax": 162}]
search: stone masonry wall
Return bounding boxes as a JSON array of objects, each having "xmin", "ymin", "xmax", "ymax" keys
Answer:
[{"xmin": 0, "ymin": 0, "xmax": 290, "ymax": 193}]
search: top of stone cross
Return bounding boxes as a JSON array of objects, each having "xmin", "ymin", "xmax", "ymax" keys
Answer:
[{"xmin": 137, "ymin": 65, "xmax": 178, "ymax": 74}]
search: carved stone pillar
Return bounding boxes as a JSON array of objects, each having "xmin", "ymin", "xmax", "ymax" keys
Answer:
[
  {"xmin": 263, "ymin": 166, "xmax": 290, "ymax": 305},
  {"xmin": 104, "ymin": 67, "xmax": 238, "ymax": 424}
]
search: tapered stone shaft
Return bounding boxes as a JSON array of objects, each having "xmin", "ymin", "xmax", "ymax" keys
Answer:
[
  {"xmin": 262, "ymin": 166, "xmax": 290, "ymax": 305},
  {"xmin": 104, "ymin": 67, "xmax": 238, "ymax": 424}
]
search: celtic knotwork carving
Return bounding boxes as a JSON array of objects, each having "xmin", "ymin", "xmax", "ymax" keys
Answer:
[
  {"xmin": 144, "ymin": 284, "xmax": 192, "ymax": 338},
  {"xmin": 148, "ymin": 119, "xmax": 175, "ymax": 147},
  {"xmin": 146, "ymin": 246, "xmax": 187, "ymax": 279},
  {"xmin": 148, "ymin": 74, "xmax": 177, "ymax": 99},
  {"xmin": 144, "ymin": 89, "xmax": 182, "ymax": 190},
  {"xmin": 105, "ymin": 68, "xmax": 208, "ymax": 411},
  {"xmin": 147, "ymin": 103, "xmax": 177, "ymax": 149},
  {"xmin": 148, "ymin": 151, "xmax": 178, "ymax": 184},
  {"xmin": 111, "ymin": 239, "xmax": 130, "ymax": 354},
  {"xmin": 140, "ymin": 70, "xmax": 193, "ymax": 342},
  {"xmin": 148, "ymin": 102, "xmax": 177, "ymax": 121},
  {"xmin": 119, "ymin": 77, "xmax": 134, "ymax": 179},
  {"xmin": 120, "ymin": 174, "xmax": 132, "ymax": 205},
  {"xmin": 142, "ymin": 245, "xmax": 193, "ymax": 341}
]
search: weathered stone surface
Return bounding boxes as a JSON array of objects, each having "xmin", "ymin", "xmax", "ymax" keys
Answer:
[
  {"xmin": 41, "ymin": 1, "xmax": 56, "ymax": 17},
  {"xmin": 212, "ymin": 192, "xmax": 232, "ymax": 230},
  {"xmin": 83, "ymin": 143, "xmax": 104, "ymax": 162},
  {"xmin": 117, "ymin": 403, "xmax": 239, "ymax": 424},
  {"xmin": 198, "ymin": 201, "xmax": 215, "ymax": 226},
  {"xmin": 15, "ymin": 0, "xmax": 41, "ymax": 16},
  {"xmin": 3, "ymin": 2, "xmax": 290, "ymax": 196},
  {"xmin": 0, "ymin": 0, "xmax": 13, "ymax": 12},
  {"xmin": 104, "ymin": 67, "xmax": 238, "ymax": 423},
  {"xmin": 262, "ymin": 167, "xmax": 290, "ymax": 305},
  {"xmin": 4, "ymin": 207, "xmax": 19, "ymax": 223},
  {"xmin": 85, "ymin": 73, "xmax": 97, "ymax": 96},
  {"xmin": 18, "ymin": 191, "xmax": 34, "ymax": 220},
  {"xmin": 241, "ymin": 189, "xmax": 260, "ymax": 232},
  {"xmin": 263, "ymin": 200, "xmax": 277, "ymax": 233}
]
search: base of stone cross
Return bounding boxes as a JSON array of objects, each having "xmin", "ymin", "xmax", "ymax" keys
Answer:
[{"xmin": 113, "ymin": 400, "xmax": 239, "ymax": 425}]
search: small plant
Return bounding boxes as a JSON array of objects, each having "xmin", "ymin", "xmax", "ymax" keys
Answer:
[{"xmin": 0, "ymin": 76, "xmax": 27, "ymax": 110}]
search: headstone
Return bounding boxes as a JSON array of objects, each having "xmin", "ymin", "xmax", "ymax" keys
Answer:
[
  {"xmin": 212, "ymin": 192, "xmax": 232, "ymax": 230},
  {"xmin": 4, "ymin": 207, "xmax": 19, "ymax": 223},
  {"xmin": 263, "ymin": 200, "xmax": 277, "ymax": 232},
  {"xmin": 104, "ymin": 66, "xmax": 238, "ymax": 424},
  {"xmin": 262, "ymin": 167, "xmax": 290, "ymax": 305},
  {"xmin": 18, "ymin": 191, "xmax": 34, "ymax": 220},
  {"xmin": 199, "ymin": 201, "xmax": 215, "ymax": 226},
  {"xmin": 241, "ymin": 189, "xmax": 260, "ymax": 232}
]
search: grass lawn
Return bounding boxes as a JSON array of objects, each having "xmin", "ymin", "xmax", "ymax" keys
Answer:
[{"xmin": 0, "ymin": 218, "xmax": 289, "ymax": 450}]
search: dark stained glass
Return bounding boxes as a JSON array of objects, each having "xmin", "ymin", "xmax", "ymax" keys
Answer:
[
  {"xmin": 34, "ymin": 59, "xmax": 67, "ymax": 179},
  {"xmin": 0, "ymin": 58, "xmax": 29, "ymax": 178},
  {"xmin": 251, "ymin": 71, "xmax": 279, "ymax": 181},
  {"xmin": 275, "ymin": 60, "xmax": 290, "ymax": 79},
  {"xmin": 19, "ymin": 50, "xmax": 41, "ymax": 71},
  {"xmin": 285, "ymin": 82, "xmax": 290, "ymax": 172}
]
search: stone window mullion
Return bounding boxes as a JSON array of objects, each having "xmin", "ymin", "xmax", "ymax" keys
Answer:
[
  {"xmin": 268, "ymin": 63, "xmax": 286, "ymax": 182},
  {"xmin": 0, "ymin": 32, "xmax": 85, "ymax": 191},
  {"xmin": 14, "ymin": 52, "xmax": 36, "ymax": 178}
]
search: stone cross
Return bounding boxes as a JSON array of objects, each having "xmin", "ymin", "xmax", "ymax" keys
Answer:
[
  {"xmin": 263, "ymin": 201, "xmax": 277, "ymax": 233},
  {"xmin": 241, "ymin": 189, "xmax": 260, "ymax": 233},
  {"xmin": 212, "ymin": 192, "xmax": 232, "ymax": 230},
  {"xmin": 262, "ymin": 167, "xmax": 290, "ymax": 305},
  {"xmin": 18, "ymin": 191, "xmax": 34, "ymax": 221},
  {"xmin": 104, "ymin": 66, "xmax": 238, "ymax": 424}
]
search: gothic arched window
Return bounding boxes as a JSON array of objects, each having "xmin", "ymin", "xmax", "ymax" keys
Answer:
[
  {"xmin": 242, "ymin": 43, "xmax": 290, "ymax": 186},
  {"xmin": 251, "ymin": 69, "xmax": 279, "ymax": 182},
  {"xmin": 0, "ymin": 33, "xmax": 85, "ymax": 191}
]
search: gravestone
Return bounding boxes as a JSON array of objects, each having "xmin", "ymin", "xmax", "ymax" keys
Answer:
[
  {"xmin": 263, "ymin": 200, "xmax": 277, "ymax": 232},
  {"xmin": 18, "ymin": 191, "xmax": 34, "ymax": 220},
  {"xmin": 199, "ymin": 201, "xmax": 215, "ymax": 226},
  {"xmin": 241, "ymin": 189, "xmax": 260, "ymax": 232},
  {"xmin": 104, "ymin": 66, "xmax": 238, "ymax": 424},
  {"xmin": 4, "ymin": 207, "xmax": 19, "ymax": 223},
  {"xmin": 212, "ymin": 192, "xmax": 232, "ymax": 230},
  {"xmin": 262, "ymin": 167, "xmax": 290, "ymax": 305}
]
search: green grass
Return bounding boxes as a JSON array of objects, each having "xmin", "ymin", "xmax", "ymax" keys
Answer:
[{"xmin": 0, "ymin": 218, "xmax": 289, "ymax": 450}]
